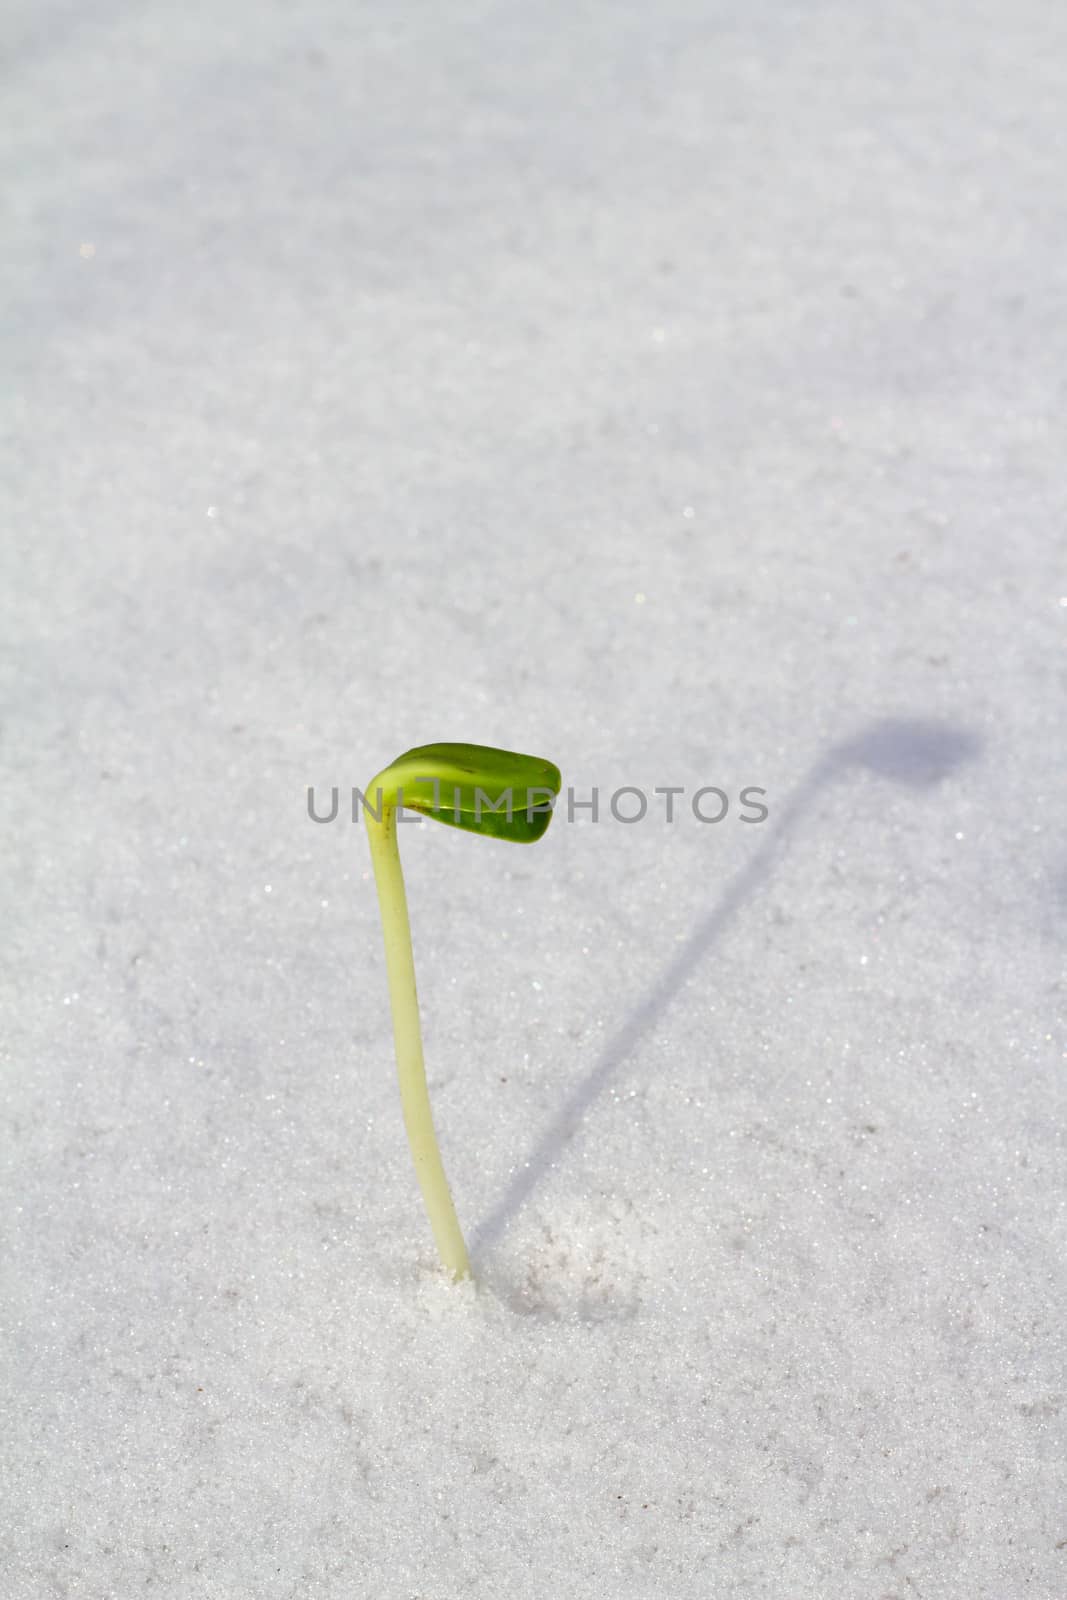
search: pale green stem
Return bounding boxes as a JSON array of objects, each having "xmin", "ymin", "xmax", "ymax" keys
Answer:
[{"xmin": 364, "ymin": 796, "xmax": 471, "ymax": 1281}]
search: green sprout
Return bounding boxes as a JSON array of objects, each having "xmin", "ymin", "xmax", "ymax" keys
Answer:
[{"xmin": 363, "ymin": 742, "xmax": 562, "ymax": 1280}]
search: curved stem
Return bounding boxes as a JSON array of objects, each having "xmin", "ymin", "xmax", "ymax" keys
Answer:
[{"xmin": 364, "ymin": 797, "xmax": 471, "ymax": 1280}]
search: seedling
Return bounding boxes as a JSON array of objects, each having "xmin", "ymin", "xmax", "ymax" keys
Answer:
[{"xmin": 363, "ymin": 742, "xmax": 562, "ymax": 1280}]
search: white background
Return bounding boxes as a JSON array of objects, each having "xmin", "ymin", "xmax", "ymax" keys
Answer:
[{"xmin": 2, "ymin": 2, "xmax": 1065, "ymax": 1595}]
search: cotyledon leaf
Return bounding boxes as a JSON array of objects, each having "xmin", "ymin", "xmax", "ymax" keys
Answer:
[{"xmin": 367, "ymin": 742, "xmax": 562, "ymax": 844}]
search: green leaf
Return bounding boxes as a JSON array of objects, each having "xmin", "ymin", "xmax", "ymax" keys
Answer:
[{"xmin": 369, "ymin": 742, "xmax": 562, "ymax": 844}]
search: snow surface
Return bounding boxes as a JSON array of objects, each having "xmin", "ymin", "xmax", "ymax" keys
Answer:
[{"xmin": 2, "ymin": 1, "xmax": 1066, "ymax": 1595}]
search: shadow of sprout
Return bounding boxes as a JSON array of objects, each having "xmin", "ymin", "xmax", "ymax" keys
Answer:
[{"xmin": 472, "ymin": 716, "xmax": 983, "ymax": 1269}]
